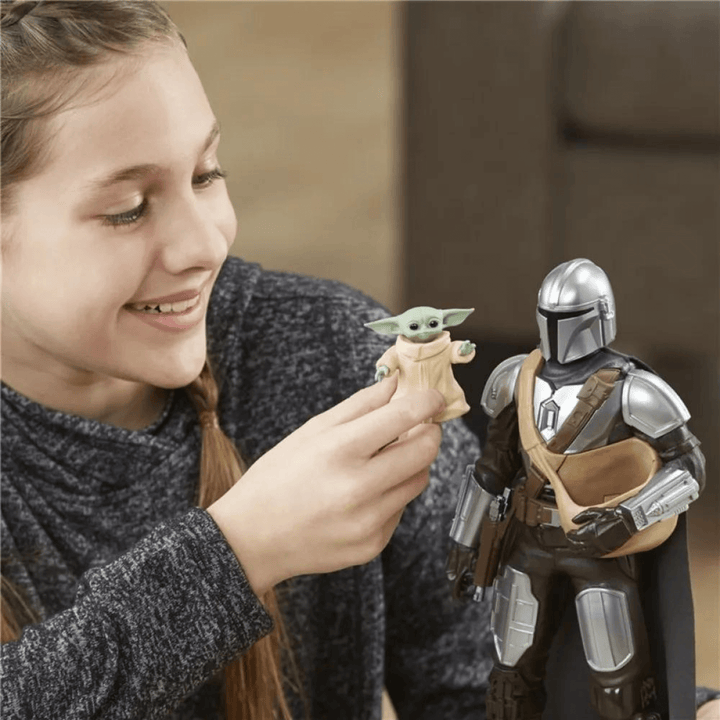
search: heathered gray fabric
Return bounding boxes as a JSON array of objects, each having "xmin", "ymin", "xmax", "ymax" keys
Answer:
[{"xmin": 1, "ymin": 257, "xmax": 493, "ymax": 719}]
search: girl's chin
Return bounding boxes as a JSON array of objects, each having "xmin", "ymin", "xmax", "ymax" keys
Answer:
[
  {"xmin": 151, "ymin": 360, "xmax": 207, "ymax": 389},
  {"xmin": 128, "ymin": 348, "xmax": 208, "ymax": 389}
]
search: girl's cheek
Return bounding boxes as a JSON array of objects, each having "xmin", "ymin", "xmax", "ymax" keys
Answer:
[{"xmin": 215, "ymin": 190, "xmax": 238, "ymax": 247}]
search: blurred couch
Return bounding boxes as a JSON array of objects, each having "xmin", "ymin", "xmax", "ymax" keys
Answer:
[
  {"xmin": 403, "ymin": 0, "xmax": 719, "ymax": 686},
  {"xmin": 405, "ymin": 1, "xmax": 718, "ymax": 351}
]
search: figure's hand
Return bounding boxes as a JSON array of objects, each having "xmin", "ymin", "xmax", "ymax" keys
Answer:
[
  {"xmin": 208, "ymin": 374, "xmax": 445, "ymax": 597},
  {"xmin": 566, "ymin": 507, "xmax": 635, "ymax": 557},
  {"xmin": 374, "ymin": 365, "xmax": 390, "ymax": 383},
  {"xmin": 446, "ymin": 541, "xmax": 478, "ymax": 600},
  {"xmin": 459, "ymin": 341, "xmax": 476, "ymax": 356}
]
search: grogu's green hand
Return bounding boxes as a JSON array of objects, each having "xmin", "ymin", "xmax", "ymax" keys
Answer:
[
  {"xmin": 374, "ymin": 365, "xmax": 390, "ymax": 383},
  {"xmin": 459, "ymin": 341, "xmax": 476, "ymax": 356}
]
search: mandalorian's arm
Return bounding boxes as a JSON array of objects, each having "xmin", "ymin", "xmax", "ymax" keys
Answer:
[
  {"xmin": 620, "ymin": 424, "xmax": 705, "ymax": 534},
  {"xmin": 448, "ymin": 404, "xmax": 522, "ymax": 549},
  {"xmin": 567, "ymin": 369, "xmax": 705, "ymax": 556},
  {"xmin": 447, "ymin": 357, "xmax": 525, "ymax": 596},
  {"xmin": 472, "ymin": 404, "xmax": 522, "ymax": 495}
]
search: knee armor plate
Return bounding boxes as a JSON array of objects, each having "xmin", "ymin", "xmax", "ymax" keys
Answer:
[
  {"xmin": 576, "ymin": 587, "xmax": 635, "ymax": 673},
  {"xmin": 491, "ymin": 566, "xmax": 539, "ymax": 667}
]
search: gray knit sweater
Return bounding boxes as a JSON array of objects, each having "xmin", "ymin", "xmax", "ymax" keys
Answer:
[{"xmin": 1, "ymin": 257, "xmax": 493, "ymax": 719}]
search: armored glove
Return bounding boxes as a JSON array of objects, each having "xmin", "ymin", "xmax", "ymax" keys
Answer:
[{"xmin": 566, "ymin": 506, "xmax": 635, "ymax": 557}]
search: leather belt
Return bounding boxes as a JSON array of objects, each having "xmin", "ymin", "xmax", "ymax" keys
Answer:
[{"xmin": 513, "ymin": 492, "xmax": 562, "ymax": 528}]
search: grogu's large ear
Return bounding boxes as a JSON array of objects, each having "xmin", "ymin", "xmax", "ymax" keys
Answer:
[
  {"xmin": 442, "ymin": 308, "xmax": 475, "ymax": 328},
  {"xmin": 364, "ymin": 316, "xmax": 403, "ymax": 336}
]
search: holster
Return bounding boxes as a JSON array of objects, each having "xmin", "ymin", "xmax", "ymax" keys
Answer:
[{"xmin": 473, "ymin": 487, "xmax": 513, "ymax": 589}]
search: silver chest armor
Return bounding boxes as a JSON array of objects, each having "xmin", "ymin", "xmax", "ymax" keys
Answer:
[{"xmin": 532, "ymin": 376, "xmax": 623, "ymax": 454}]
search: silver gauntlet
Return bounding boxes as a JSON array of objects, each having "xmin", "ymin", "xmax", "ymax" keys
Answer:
[
  {"xmin": 620, "ymin": 465, "xmax": 700, "ymax": 531},
  {"xmin": 450, "ymin": 465, "xmax": 495, "ymax": 548}
]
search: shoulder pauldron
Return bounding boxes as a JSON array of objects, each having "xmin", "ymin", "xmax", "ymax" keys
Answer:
[
  {"xmin": 481, "ymin": 354, "xmax": 528, "ymax": 418},
  {"xmin": 622, "ymin": 369, "xmax": 690, "ymax": 439}
]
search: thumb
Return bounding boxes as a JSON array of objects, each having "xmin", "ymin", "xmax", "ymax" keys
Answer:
[{"xmin": 572, "ymin": 508, "xmax": 602, "ymax": 525}]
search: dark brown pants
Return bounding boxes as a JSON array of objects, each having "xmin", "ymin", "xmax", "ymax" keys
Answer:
[{"xmin": 486, "ymin": 521, "xmax": 657, "ymax": 720}]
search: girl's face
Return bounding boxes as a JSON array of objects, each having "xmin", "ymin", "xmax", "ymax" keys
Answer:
[{"xmin": 1, "ymin": 42, "xmax": 237, "ymax": 399}]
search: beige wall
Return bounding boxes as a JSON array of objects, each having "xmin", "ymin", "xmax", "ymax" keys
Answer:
[{"xmin": 164, "ymin": 1, "xmax": 401, "ymax": 311}]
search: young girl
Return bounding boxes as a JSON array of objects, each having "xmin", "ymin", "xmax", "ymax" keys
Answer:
[{"xmin": 0, "ymin": 2, "xmax": 492, "ymax": 718}]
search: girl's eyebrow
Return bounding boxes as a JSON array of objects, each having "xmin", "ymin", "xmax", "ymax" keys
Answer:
[{"xmin": 83, "ymin": 120, "xmax": 221, "ymax": 193}]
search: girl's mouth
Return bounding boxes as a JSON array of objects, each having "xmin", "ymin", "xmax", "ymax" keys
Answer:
[
  {"xmin": 128, "ymin": 295, "xmax": 201, "ymax": 315},
  {"xmin": 125, "ymin": 293, "xmax": 204, "ymax": 330}
]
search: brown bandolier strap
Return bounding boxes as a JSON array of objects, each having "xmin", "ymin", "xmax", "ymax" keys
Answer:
[
  {"xmin": 546, "ymin": 367, "xmax": 622, "ymax": 454},
  {"xmin": 513, "ymin": 364, "xmax": 622, "ymax": 527}
]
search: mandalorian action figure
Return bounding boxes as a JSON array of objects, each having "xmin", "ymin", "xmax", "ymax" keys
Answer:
[{"xmin": 446, "ymin": 259, "xmax": 705, "ymax": 720}]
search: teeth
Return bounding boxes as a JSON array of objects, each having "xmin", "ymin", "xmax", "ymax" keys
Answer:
[{"xmin": 130, "ymin": 295, "xmax": 199, "ymax": 314}]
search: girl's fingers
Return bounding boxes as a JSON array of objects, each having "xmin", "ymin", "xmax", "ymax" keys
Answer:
[
  {"xmin": 364, "ymin": 421, "xmax": 442, "ymax": 491},
  {"xmin": 301, "ymin": 373, "xmax": 398, "ymax": 433},
  {"xmin": 378, "ymin": 467, "xmax": 431, "ymax": 515},
  {"xmin": 337, "ymin": 389, "xmax": 445, "ymax": 458}
]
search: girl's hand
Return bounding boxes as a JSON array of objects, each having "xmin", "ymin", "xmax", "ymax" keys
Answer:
[{"xmin": 207, "ymin": 375, "xmax": 445, "ymax": 596}]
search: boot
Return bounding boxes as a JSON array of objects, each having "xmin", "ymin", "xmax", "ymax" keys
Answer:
[{"xmin": 486, "ymin": 667, "xmax": 545, "ymax": 720}]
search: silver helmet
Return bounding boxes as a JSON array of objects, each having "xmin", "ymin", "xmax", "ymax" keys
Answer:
[{"xmin": 536, "ymin": 258, "xmax": 616, "ymax": 364}]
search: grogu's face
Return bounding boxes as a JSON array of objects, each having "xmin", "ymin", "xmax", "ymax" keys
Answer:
[{"xmin": 401, "ymin": 308, "xmax": 444, "ymax": 343}]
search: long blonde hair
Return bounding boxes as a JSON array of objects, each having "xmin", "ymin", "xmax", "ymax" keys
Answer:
[{"xmin": 1, "ymin": 2, "xmax": 293, "ymax": 717}]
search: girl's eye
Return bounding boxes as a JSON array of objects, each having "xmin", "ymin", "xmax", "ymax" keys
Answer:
[
  {"xmin": 103, "ymin": 199, "xmax": 148, "ymax": 227},
  {"xmin": 193, "ymin": 167, "xmax": 228, "ymax": 187},
  {"xmin": 101, "ymin": 169, "xmax": 227, "ymax": 228}
]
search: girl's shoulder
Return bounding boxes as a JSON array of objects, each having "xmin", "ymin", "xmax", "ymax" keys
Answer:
[{"xmin": 206, "ymin": 257, "xmax": 394, "ymax": 367}]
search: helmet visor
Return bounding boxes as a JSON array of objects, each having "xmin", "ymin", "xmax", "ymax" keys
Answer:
[{"xmin": 537, "ymin": 307, "xmax": 595, "ymax": 362}]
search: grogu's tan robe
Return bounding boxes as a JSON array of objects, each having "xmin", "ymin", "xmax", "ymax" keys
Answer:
[{"xmin": 375, "ymin": 331, "xmax": 475, "ymax": 423}]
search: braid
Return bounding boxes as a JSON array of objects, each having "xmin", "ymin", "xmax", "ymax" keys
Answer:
[
  {"xmin": 185, "ymin": 362, "xmax": 245, "ymax": 509},
  {"xmin": 186, "ymin": 361, "xmax": 296, "ymax": 720}
]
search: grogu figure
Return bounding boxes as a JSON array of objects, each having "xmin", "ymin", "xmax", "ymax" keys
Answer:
[{"xmin": 364, "ymin": 306, "xmax": 476, "ymax": 423}]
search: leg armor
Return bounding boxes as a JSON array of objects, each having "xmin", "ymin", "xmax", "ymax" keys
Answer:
[
  {"xmin": 575, "ymin": 588, "xmax": 635, "ymax": 673},
  {"xmin": 572, "ymin": 563, "xmax": 657, "ymax": 720},
  {"xmin": 491, "ymin": 566, "xmax": 540, "ymax": 667}
]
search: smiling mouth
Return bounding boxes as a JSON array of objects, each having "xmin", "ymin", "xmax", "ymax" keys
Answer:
[{"xmin": 127, "ymin": 295, "xmax": 201, "ymax": 314}]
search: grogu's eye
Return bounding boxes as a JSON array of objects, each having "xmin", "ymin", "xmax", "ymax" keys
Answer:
[
  {"xmin": 409, "ymin": 323, "xmax": 419, "ymax": 331},
  {"xmin": 429, "ymin": 320, "xmax": 439, "ymax": 328}
]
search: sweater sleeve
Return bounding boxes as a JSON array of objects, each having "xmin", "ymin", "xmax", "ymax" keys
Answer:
[
  {"xmin": 382, "ymin": 417, "xmax": 493, "ymax": 719},
  {"xmin": 1, "ymin": 508, "xmax": 273, "ymax": 720}
]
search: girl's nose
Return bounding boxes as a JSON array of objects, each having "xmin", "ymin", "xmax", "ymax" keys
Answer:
[{"xmin": 157, "ymin": 191, "xmax": 232, "ymax": 274}]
